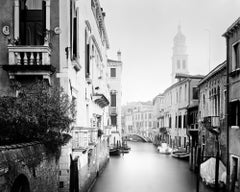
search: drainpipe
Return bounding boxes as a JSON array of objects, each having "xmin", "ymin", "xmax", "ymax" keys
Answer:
[{"xmin": 226, "ymin": 36, "xmax": 230, "ymax": 192}]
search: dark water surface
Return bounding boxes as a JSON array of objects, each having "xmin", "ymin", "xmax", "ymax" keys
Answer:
[{"xmin": 91, "ymin": 142, "xmax": 213, "ymax": 192}]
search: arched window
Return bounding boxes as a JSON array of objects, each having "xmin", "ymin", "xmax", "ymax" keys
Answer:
[{"xmin": 11, "ymin": 174, "xmax": 30, "ymax": 192}]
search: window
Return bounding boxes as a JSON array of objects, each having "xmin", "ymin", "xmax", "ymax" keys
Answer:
[
  {"xmin": 169, "ymin": 116, "xmax": 172, "ymax": 128},
  {"xmin": 230, "ymin": 155, "xmax": 239, "ymax": 189},
  {"xmin": 185, "ymin": 84, "xmax": 187, "ymax": 101},
  {"xmin": 178, "ymin": 115, "xmax": 182, "ymax": 128},
  {"xmin": 73, "ymin": 16, "xmax": 78, "ymax": 58},
  {"xmin": 85, "ymin": 30, "xmax": 90, "ymax": 78},
  {"xmin": 192, "ymin": 87, "xmax": 199, "ymax": 100},
  {"xmin": 233, "ymin": 42, "xmax": 240, "ymax": 70},
  {"xmin": 110, "ymin": 68, "xmax": 116, "ymax": 77},
  {"xmin": 110, "ymin": 93, "xmax": 116, "ymax": 107},
  {"xmin": 148, "ymin": 113, "xmax": 152, "ymax": 119},
  {"xmin": 230, "ymin": 101, "xmax": 240, "ymax": 128},
  {"xmin": 59, "ymin": 181, "xmax": 64, "ymax": 188},
  {"xmin": 183, "ymin": 114, "xmax": 187, "ymax": 128},
  {"xmin": 182, "ymin": 60, "xmax": 186, "ymax": 69},
  {"xmin": 19, "ymin": 0, "xmax": 46, "ymax": 45},
  {"xmin": 111, "ymin": 115, "xmax": 117, "ymax": 126},
  {"xmin": 175, "ymin": 115, "xmax": 178, "ymax": 128},
  {"xmin": 177, "ymin": 60, "xmax": 180, "ymax": 69},
  {"xmin": 203, "ymin": 94, "xmax": 206, "ymax": 107},
  {"xmin": 148, "ymin": 121, "xmax": 152, "ymax": 127},
  {"xmin": 179, "ymin": 87, "xmax": 182, "ymax": 102}
]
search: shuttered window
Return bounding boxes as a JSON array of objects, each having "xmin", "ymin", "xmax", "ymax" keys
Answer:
[{"xmin": 110, "ymin": 68, "xmax": 116, "ymax": 77}]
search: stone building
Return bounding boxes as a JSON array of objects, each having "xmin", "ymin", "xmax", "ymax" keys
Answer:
[
  {"xmin": 152, "ymin": 25, "xmax": 203, "ymax": 149},
  {"xmin": 121, "ymin": 102, "xmax": 154, "ymax": 139},
  {"xmin": 223, "ymin": 17, "xmax": 240, "ymax": 191},
  {"xmin": 160, "ymin": 74, "xmax": 203, "ymax": 149},
  {"xmin": 107, "ymin": 51, "xmax": 123, "ymax": 145},
  {"xmin": 0, "ymin": 0, "xmax": 112, "ymax": 191},
  {"xmin": 152, "ymin": 94, "xmax": 164, "ymax": 145},
  {"xmin": 198, "ymin": 61, "xmax": 227, "ymax": 164}
]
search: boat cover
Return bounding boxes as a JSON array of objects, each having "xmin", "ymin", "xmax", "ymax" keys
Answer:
[{"xmin": 200, "ymin": 157, "xmax": 226, "ymax": 185}]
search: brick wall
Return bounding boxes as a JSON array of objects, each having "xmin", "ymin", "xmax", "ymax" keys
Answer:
[{"xmin": 0, "ymin": 142, "xmax": 58, "ymax": 192}]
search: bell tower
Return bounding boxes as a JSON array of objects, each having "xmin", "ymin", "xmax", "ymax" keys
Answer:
[{"xmin": 171, "ymin": 25, "xmax": 189, "ymax": 83}]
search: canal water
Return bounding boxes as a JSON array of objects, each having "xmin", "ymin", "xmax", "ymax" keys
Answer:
[{"xmin": 91, "ymin": 142, "xmax": 214, "ymax": 192}]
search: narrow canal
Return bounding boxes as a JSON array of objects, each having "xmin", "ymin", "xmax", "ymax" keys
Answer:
[{"xmin": 91, "ymin": 142, "xmax": 214, "ymax": 192}]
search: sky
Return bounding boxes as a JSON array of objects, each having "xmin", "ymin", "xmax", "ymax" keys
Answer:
[{"xmin": 101, "ymin": 0, "xmax": 240, "ymax": 105}]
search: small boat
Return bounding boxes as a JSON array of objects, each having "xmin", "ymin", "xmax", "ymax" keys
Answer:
[
  {"xmin": 171, "ymin": 151, "xmax": 190, "ymax": 160},
  {"xmin": 109, "ymin": 147, "xmax": 121, "ymax": 156},
  {"xmin": 120, "ymin": 148, "xmax": 130, "ymax": 153},
  {"xmin": 157, "ymin": 143, "xmax": 172, "ymax": 154}
]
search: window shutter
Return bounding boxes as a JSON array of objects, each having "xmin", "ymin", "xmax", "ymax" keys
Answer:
[{"xmin": 42, "ymin": 1, "xmax": 46, "ymax": 45}]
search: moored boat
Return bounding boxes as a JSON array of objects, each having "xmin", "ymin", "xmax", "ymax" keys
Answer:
[
  {"xmin": 109, "ymin": 147, "xmax": 121, "ymax": 156},
  {"xmin": 171, "ymin": 151, "xmax": 190, "ymax": 160},
  {"xmin": 157, "ymin": 143, "xmax": 172, "ymax": 154}
]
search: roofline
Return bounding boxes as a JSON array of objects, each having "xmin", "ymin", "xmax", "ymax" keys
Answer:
[
  {"xmin": 222, "ymin": 17, "xmax": 240, "ymax": 38},
  {"xmin": 163, "ymin": 74, "xmax": 204, "ymax": 94},
  {"xmin": 95, "ymin": 0, "xmax": 110, "ymax": 49},
  {"xmin": 198, "ymin": 61, "xmax": 226, "ymax": 86}
]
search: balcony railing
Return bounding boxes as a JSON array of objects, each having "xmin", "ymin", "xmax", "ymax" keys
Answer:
[
  {"xmin": 8, "ymin": 45, "xmax": 51, "ymax": 66},
  {"xmin": 3, "ymin": 45, "xmax": 55, "ymax": 83},
  {"xmin": 189, "ymin": 123, "xmax": 199, "ymax": 130}
]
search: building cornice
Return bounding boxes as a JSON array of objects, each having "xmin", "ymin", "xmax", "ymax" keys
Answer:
[
  {"xmin": 222, "ymin": 17, "xmax": 240, "ymax": 38},
  {"xmin": 198, "ymin": 61, "xmax": 226, "ymax": 87},
  {"xmin": 93, "ymin": 0, "xmax": 110, "ymax": 49}
]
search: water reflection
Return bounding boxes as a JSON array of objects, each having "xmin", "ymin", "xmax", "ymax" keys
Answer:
[{"xmin": 91, "ymin": 142, "xmax": 213, "ymax": 192}]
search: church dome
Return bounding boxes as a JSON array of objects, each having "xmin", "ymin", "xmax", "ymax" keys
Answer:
[{"xmin": 174, "ymin": 25, "xmax": 186, "ymax": 46}]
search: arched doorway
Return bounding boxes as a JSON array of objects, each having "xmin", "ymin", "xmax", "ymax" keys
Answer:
[{"xmin": 11, "ymin": 174, "xmax": 30, "ymax": 192}]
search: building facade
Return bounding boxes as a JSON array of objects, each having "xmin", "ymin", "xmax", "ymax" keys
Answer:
[
  {"xmin": 198, "ymin": 62, "xmax": 227, "ymax": 163},
  {"xmin": 160, "ymin": 75, "xmax": 203, "ymax": 149},
  {"xmin": 107, "ymin": 51, "xmax": 123, "ymax": 144},
  {"xmin": 121, "ymin": 102, "xmax": 154, "ymax": 139},
  {"xmin": 152, "ymin": 94, "xmax": 164, "ymax": 145},
  {"xmin": 0, "ymin": 0, "xmax": 113, "ymax": 191},
  {"xmin": 223, "ymin": 17, "xmax": 240, "ymax": 191}
]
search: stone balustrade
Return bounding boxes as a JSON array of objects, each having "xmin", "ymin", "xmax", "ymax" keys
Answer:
[{"xmin": 8, "ymin": 45, "xmax": 51, "ymax": 66}]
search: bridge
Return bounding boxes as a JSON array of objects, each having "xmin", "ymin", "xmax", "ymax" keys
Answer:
[{"xmin": 123, "ymin": 133, "xmax": 152, "ymax": 143}]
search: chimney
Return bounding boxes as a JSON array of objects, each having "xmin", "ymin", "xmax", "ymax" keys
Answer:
[{"xmin": 117, "ymin": 50, "xmax": 121, "ymax": 61}]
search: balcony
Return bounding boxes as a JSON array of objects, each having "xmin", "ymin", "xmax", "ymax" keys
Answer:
[
  {"xmin": 3, "ymin": 45, "xmax": 55, "ymax": 83},
  {"xmin": 187, "ymin": 123, "xmax": 199, "ymax": 137},
  {"xmin": 92, "ymin": 93, "xmax": 109, "ymax": 108},
  {"xmin": 109, "ymin": 107, "xmax": 117, "ymax": 115},
  {"xmin": 203, "ymin": 116, "xmax": 220, "ymax": 135}
]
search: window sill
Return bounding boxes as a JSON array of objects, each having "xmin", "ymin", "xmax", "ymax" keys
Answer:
[
  {"xmin": 230, "ymin": 68, "xmax": 240, "ymax": 77},
  {"xmin": 231, "ymin": 125, "xmax": 239, "ymax": 129}
]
